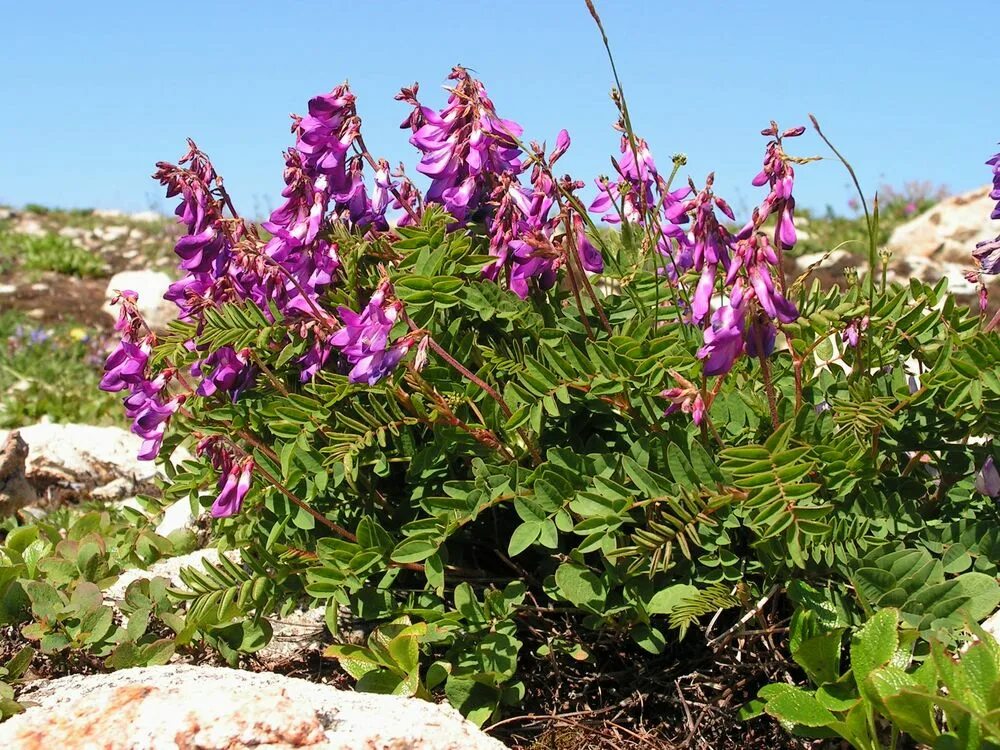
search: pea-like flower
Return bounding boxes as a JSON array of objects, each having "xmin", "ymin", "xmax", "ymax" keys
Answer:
[
  {"xmin": 976, "ymin": 456, "xmax": 1000, "ymax": 498},
  {"xmin": 330, "ymin": 282, "xmax": 413, "ymax": 384},
  {"xmin": 660, "ymin": 371, "xmax": 707, "ymax": 426},
  {"xmin": 399, "ymin": 67, "xmax": 523, "ymax": 223}
]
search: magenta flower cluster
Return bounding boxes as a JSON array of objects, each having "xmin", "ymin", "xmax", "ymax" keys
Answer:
[
  {"xmin": 102, "ymin": 67, "xmax": 612, "ymax": 522},
  {"xmin": 197, "ymin": 436, "xmax": 254, "ymax": 518},
  {"xmin": 675, "ymin": 126, "xmax": 802, "ymax": 382},
  {"xmin": 99, "ymin": 291, "xmax": 183, "ymax": 460},
  {"xmin": 399, "ymin": 67, "xmax": 602, "ymax": 298},
  {"xmin": 973, "ymin": 149, "xmax": 1000, "ymax": 276}
]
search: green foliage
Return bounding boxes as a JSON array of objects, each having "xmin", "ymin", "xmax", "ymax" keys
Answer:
[
  {"xmin": 140, "ymin": 198, "xmax": 1000, "ymax": 731},
  {"xmin": 0, "ymin": 232, "xmax": 107, "ymax": 278},
  {"xmin": 0, "ymin": 505, "xmax": 218, "ymax": 706},
  {"xmin": 0, "ymin": 313, "xmax": 122, "ymax": 428},
  {"xmin": 747, "ymin": 607, "xmax": 1000, "ymax": 749}
]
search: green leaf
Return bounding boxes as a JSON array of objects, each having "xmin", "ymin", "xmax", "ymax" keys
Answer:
[
  {"xmin": 764, "ymin": 686, "xmax": 837, "ymax": 727},
  {"xmin": 647, "ymin": 584, "xmax": 698, "ymax": 615},
  {"xmin": 554, "ymin": 564, "xmax": 607, "ymax": 611},
  {"xmin": 3, "ymin": 646, "xmax": 34, "ymax": 679},
  {"xmin": 850, "ymin": 607, "xmax": 899, "ymax": 685},
  {"xmin": 445, "ymin": 676, "xmax": 500, "ymax": 728},
  {"xmin": 390, "ymin": 538, "xmax": 440, "ymax": 564},
  {"xmin": 507, "ymin": 521, "xmax": 541, "ymax": 558}
]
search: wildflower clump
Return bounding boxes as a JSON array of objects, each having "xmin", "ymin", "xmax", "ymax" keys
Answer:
[{"xmin": 92, "ymin": 36, "xmax": 1000, "ymax": 741}]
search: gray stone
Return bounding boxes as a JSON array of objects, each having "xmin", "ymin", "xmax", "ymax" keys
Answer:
[
  {"xmin": 0, "ymin": 432, "xmax": 37, "ymax": 516},
  {"xmin": 0, "ymin": 423, "xmax": 157, "ymax": 498},
  {"xmin": 887, "ymin": 185, "xmax": 996, "ymax": 260}
]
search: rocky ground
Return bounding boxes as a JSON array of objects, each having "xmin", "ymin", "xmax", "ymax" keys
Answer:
[
  {"xmin": 1, "ymin": 195, "xmax": 998, "ymax": 748},
  {"xmin": 0, "ymin": 206, "xmax": 179, "ymax": 329}
]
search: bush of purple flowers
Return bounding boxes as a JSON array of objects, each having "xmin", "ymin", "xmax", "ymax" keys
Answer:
[{"xmin": 91, "ymin": 5, "xmax": 1000, "ymax": 739}]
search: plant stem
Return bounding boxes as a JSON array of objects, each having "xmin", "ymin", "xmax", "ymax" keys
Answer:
[{"xmin": 751, "ymin": 325, "xmax": 781, "ymax": 429}]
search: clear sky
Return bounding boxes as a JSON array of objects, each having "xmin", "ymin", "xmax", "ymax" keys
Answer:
[{"xmin": 2, "ymin": 1, "xmax": 996, "ymax": 218}]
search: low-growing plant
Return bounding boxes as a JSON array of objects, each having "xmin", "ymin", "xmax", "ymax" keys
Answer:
[
  {"xmin": 16, "ymin": 0, "xmax": 994, "ymax": 738},
  {"xmin": 0, "ymin": 314, "xmax": 122, "ymax": 428},
  {"xmin": 0, "ymin": 504, "xmax": 225, "ymax": 701},
  {"xmin": 746, "ymin": 606, "xmax": 1000, "ymax": 749},
  {"xmin": 0, "ymin": 231, "xmax": 107, "ymax": 278}
]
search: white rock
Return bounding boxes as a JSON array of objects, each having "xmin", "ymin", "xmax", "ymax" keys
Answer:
[
  {"xmin": 0, "ymin": 665, "xmax": 507, "ymax": 749},
  {"xmin": 887, "ymin": 185, "xmax": 997, "ymax": 260},
  {"xmin": 103, "ymin": 270, "xmax": 175, "ymax": 330},
  {"xmin": 94, "ymin": 209, "xmax": 126, "ymax": 219},
  {"xmin": 155, "ymin": 496, "xmax": 197, "ymax": 537},
  {"xmin": 15, "ymin": 219, "xmax": 46, "ymax": 236},
  {"xmin": 130, "ymin": 210, "xmax": 166, "ymax": 223},
  {"xmin": 96, "ymin": 225, "xmax": 130, "ymax": 243},
  {"xmin": 57, "ymin": 226, "xmax": 86, "ymax": 240},
  {"xmin": 0, "ymin": 423, "xmax": 157, "ymax": 496},
  {"xmin": 90, "ymin": 477, "xmax": 137, "ymax": 502},
  {"xmin": 0, "ymin": 284, "xmax": 16, "ymax": 294}
]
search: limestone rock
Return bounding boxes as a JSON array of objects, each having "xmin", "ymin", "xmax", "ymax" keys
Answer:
[
  {"xmin": 103, "ymin": 270, "xmax": 175, "ymax": 330},
  {"xmin": 154, "ymin": 496, "xmax": 197, "ymax": 538},
  {"xmin": 0, "ymin": 423, "xmax": 157, "ymax": 499},
  {"xmin": 257, "ymin": 607, "xmax": 328, "ymax": 666},
  {"xmin": 130, "ymin": 210, "xmax": 166, "ymax": 223},
  {"xmin": 0, "ymin": 665, "xmax": 507, "ymax": 749},
  {"xmin": 0, "ymin": 431, "xmax": 37, "ymax": 515},
  {"xmin": 887, "ymin": 185, "xmax": 997, "ymax": 260}
]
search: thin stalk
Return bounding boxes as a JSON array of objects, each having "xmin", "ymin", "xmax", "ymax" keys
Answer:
[
  {"xmin": 354, "ymin": 134, "xmax": 422, "ymax": 225},
  {"xmin": 809, "ymin": 114, "xmax": 879, "ymax": 374},
  {"xmin": 751, "ymin": 324, "xmax": 781, "ymax": 429},
  {"xmin": 986, "ymin": 305, "xmax": 1000, "ymax": 332},
  {"xmin": 561, "ymin": 238, "xmax": 596, "ymax": 340}
]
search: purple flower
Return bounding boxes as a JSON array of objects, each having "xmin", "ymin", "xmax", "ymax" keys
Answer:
[
  {"xmin": 329, "ymin": 282, "xmax": 412, "ymax": 384},
  {"xmin": 697, "ymin": 301, "xmax": 747, "ymax": 376},
  {"xmin": 738, "ymin": 123, "xmax": 805, "ymax": 251},
  {"xmin": 100, "ymin": 339, "xmax": 152, "ymax": 392},
  {"xmin": 660, "ymin": 371, "xmax": 707, "ymax": 426},
  {"xmin": 211, "ymin": 457, "xmax": 254, "ymax": 518},
  {"xmin": 975, "ymin": 236, "xmax": 1000, "ymax": 276},
  {"xmin": 102, "ymin": 288, "xmax": 182, "ymax": 462},
  {"xmin": 679, "ymin": 175, "xmax": 734, "ymax": 325},
  {"xmin": 988, "ymin": 150, "xmax": 1000, "ymax": 220},
  {"xmin": 976, "ymin": 456, "xmax": 1000, "ymax": 498},
  {"xmin": 124, "ymin": 379, "xmax": 182, "ymax": 461},
  {"xmin": 197, "ymin": 437, "xmax": 255, "ymax": 518},
  {"xmin": 844, "ymin": 321, "xmax": 860, "ymax": 348},
  {"xmin": 590, "ymin": 135, "xmax": 660, "ymax": 225},
  {"xmin": 399, "ymin": 67, "xmax": 523, "ymax": 223},
  {"xmin": 296, "ymin": 85, "xmax": 358, "ymax": 185},
  {"xmin": 195, "ymin": 347, "xmax": 256, "ymax": 401},
  {"xmin": 575, "ymin": 215, "xmax": 604, "ymax": 274},
  {"xmin": 842, "ymin": 316, "xmax": 868, "ymax": 348}
]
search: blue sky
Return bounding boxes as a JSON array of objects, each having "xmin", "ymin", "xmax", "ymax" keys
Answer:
[{"xmin": 2, "ymin": 1, "xmax": 996, "ymax": 218}]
